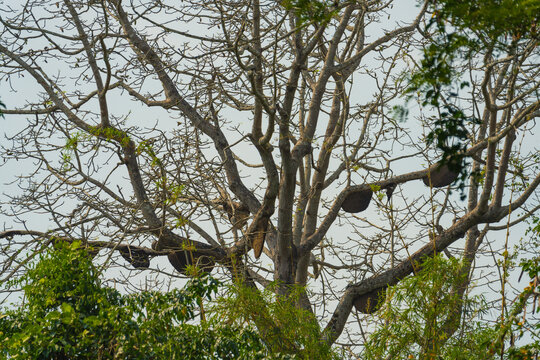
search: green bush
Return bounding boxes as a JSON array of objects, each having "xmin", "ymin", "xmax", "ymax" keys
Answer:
[{"xmin": 0, "ymin": 242, "xmax": 267, "ymax": 359}]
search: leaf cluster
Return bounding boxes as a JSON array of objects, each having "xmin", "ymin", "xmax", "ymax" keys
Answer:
[
  {"xmin": 364, "ymin": 254, "xmax": 496, "ymax": 359},
  {"xmin": 406, "ymin": 28, "xmax": 478, "ymax": 181},
  {"xmin": 403, "ymin": 0, "xmax": 535, "ymax": 196},
  {"xmin": 433, "ymin": 0, "xmax": 540, "ymax": 41},
  {"xmin": 281, "ymin": 0, "xmax": 338, "ymax": 25},
  {"xmin": 212, "ymin": 281, "xmax": 340, "ymax": 359},
  {"xmin": 0, "ymin": 242, "xmax": 268, "ymax": 359},
  {"xmin": 365, "ymin": 252, "xmax": 540, "ymax": 359}
]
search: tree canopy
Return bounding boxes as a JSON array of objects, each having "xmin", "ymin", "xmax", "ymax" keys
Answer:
[
  {"xmin": 0, "ymin": 242, "xmax": 278, "ymax": 359},
  {"xmin": 0, "ymin": 0, "xmax": 539, "ymax": 357}
]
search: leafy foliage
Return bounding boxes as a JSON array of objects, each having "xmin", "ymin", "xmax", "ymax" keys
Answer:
[
  {"xmin": 404, "ymin": 28, "xmax": 478, "ymax": 198},
  {"xmin": 0, "ymin": 242, "xmax": 341, "ymax": 359},
  {"xmin": 0, "ymin": 242, "xmax": 269, "ymax": 359},
  {"xmin": 364, "ymin": 255, "xmax": 493, "ymax": 359},
  {"xmin": 281, "ymin": 0, "xmax": 337, "ymax": 25},
  {"xmin": 404, "ymin": 0, "xmax": 538, "ymax": 196},
  {"xmin": 513, "ymin": 216, "xmax": 540, "ymax": 357},
  {"xmin": 364, "ymin": 253, "xmax": 540, "ymax": 359},
  {"xmin": 433, "ymin": 0, "xmax": 540, "ymax": 41},
  {"xmin": 212, "ymin": 281, "xmax": 341, "ymax": 359}
]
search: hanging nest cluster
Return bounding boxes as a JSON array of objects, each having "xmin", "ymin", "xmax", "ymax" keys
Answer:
[
  {"xmin": 247, "ymin": 213, "xmax": 270, "ymax": 259},
  {"xmin": 340, "ymin": 183, "xmax": 396, "ymax": 214},
  {"xmin": 341, "ymin": 161, "xmax": 458, "ymax": 215},
  {"xmin": 119, "ymin": 246, "xmax": 150, "ymax": 269},
  {"xmin": 422, "ymin": 163, "xmax": 458, "ymax": 188},
  {"xmin": 167, "ymin": 249, "xmax": 215, "ymax": 275},
  {"xmin": 341, "ymin": 188, "xmax": 373, "ymax": 213},
  {"xmin": 215, "ymin": 189, "xmax": 269, "ymax": 260},
  {"xmin": 151, "ymin": 240, "xmax": 215, "ymax": 276},
  {"xmin": 353, "ymin": 288, "xmax": 386, "ymax": 314},
  {"xmin": 117, "ymin": 161, "xmax": 459, "ymax": 300}
]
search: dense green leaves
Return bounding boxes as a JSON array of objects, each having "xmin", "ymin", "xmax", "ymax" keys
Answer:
[
  {"xmin": 0, "ymin": 242, "xmax": 267, "ymax": 359},
  {"xmin": 281, "ymin": 0, "xmax": 337, "ymax": 25},
  {"xmin": 213, "ymin": 282, "xmax": 340, "ymax": 359},
  {"xmin": 364, "ymin": 253, "xmax": 539, "ymax": 359},
  {"xmin": 0, "ymin": 242, "xmax": 340, "ymax": 359},
  {"xmin": 365, "ymin": 255, "xmax": 494, "ymax": 359},
  {"xmin": 433, "ymin": 0, "xmax": 540, "ymax": 41}
]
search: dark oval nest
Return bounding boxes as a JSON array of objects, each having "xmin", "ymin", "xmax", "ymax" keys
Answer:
[
  {"xmin": 422, "ymin": 164, "xmax": 458, "ymax": 188},
  {"xmin": 341, "ymin": 189, "xmax": 373, "ymax": 213},
  {"xmin": 120, "ymin": 247, "xmax": 150, "ymax": 269},
  {"xmin": 354, "ymin": 288, "xmax": 385, "ymax": 314},
  {"xmin": 168, "ymin": 250, "xmax": 215, "ymax": 276}
]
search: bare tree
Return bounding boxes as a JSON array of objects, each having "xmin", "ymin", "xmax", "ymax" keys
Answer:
[{"xmin": 1, "ymin": 0, "xmax": 539, "ymax": 352}]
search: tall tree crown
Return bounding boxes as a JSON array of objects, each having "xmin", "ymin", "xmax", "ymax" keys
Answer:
[{"xmin": 1, "ymin": 0, "xmax": 539, "ymax": 353}]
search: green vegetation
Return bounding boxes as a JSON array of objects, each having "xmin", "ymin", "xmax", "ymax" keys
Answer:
[
  {"xmin": 0, "ymin": 242, "xmax": 341, "ymax": 359},
  {"xmin": 365, "ymin": 253, "xmax": 539, "ymax": 359},
  {"xmin": 281, "ymin": 0, "xmax": 337, "ymax": 25},
  {"xmin": 365, "ymin": 255, "xmax": 493, "ymax": 359},
  {"xmin": 404, "ymin": 0, "xmax": 539, "ymax": 198},
  {"xmin": 4, "ymin": 242, "xmax": 534, "ymax": 359},
  {"xmin": 214, "ymin": 282, "xmax": 340, "ymax": 359},
  {"xmin": 0, "ymin": 242, "xmax": 267, "ymax": 359},
  {"xmin": 432, "ymin": 0, "xmax": 539, "ymax": 41}
]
